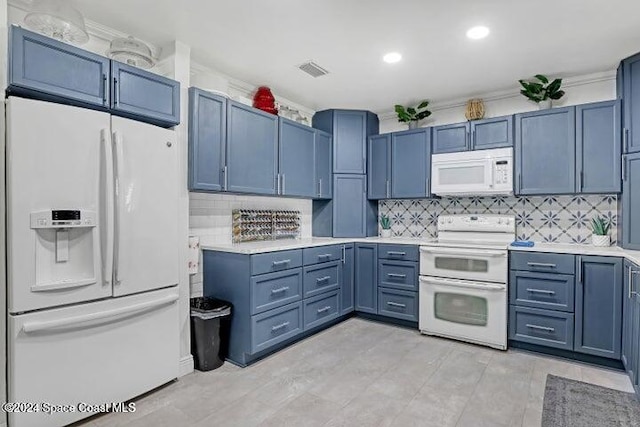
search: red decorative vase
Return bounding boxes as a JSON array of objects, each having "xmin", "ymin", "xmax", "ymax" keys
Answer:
[{"xmin": 253, "ymin": 86, "xmax": 278, "ymax": 115}]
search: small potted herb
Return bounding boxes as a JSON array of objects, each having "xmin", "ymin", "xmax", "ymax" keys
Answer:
[
  {"xmin": 380, "ymin": 215, "xmax": 392, "ymax": 238},
  {"xmin": 518, "ymin": 74, "xmax": 565, "ymax": 109},
  {"xmin": 395, "ymin": 100, "xmax": 431, "ymax": 129},
  {"xmin": 591, "ymin": 216, "xmax": 611, "ymax": 247}
]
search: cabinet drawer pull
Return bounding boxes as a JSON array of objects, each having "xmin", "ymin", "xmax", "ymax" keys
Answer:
[
  {"xmin": 526, "ymin": 288, "xmax": 556, "ymax": 295},
  {"xmin": 271, "ymin": 321, "xmax": 290, "ymax": 332},
  {"xmin": 526, "ymin": 324, "xmax": 555, "ymax": 332},
  {"xmin": 271, "ymin": 286, "xmax": 290, "ymax": 294},
  {"xmin": 387, "ymin": 251, "xmax": 406, "ymax": 256},
  {"xmin": 318, "ymin": 253, "xmax": 333, "ymax": 259},
  {"xmin": 316, "ymin": 276, "xmax": 331, "ymax": 283},
  {"xmin": 387, "ymin": 273, "xmax": 407, "ymax": 279},
  {"xmin": 317, "ymin": 306, "xmax": 332, "ymax": 314},
  {"xmin": 387, "ymin": 301, "xmax": 407, "ymax": 309},
  {"xmin": 526, "ymin": 262, "xmax": 557, "ymax": 268},
  {"xmin": 272, "ymin": 259, "xmax": 291, "ymax": 266}
]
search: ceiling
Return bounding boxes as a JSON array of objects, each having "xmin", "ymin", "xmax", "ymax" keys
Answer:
[{"xmin": 73, "ymin": 0, "xmax": 640, "ymax": 113}]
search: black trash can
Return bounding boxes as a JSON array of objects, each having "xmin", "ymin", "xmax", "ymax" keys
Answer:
[{"xmin": 190, "ymin": 297, "xmax": 232, "ymax": 371}]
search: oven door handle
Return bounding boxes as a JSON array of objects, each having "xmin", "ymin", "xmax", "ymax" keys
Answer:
[
  {"xmin": 419, "ymin": 276, "xmax": 505, "ymax": 291},
  {"xmin": 419, "ymin": 247, "xmax": 506, "ymax": 258}
]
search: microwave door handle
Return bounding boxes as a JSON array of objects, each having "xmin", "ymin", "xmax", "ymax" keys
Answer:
[{"xmin": 489, "ymin": 160, "xmax": 494, "ymax": 188}]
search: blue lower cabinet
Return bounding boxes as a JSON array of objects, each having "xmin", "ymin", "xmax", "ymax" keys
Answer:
[
  {"xmin": 509, "ymin": 271, "xmax": 575, "ymax": 312},
  {"xmin": 303, "ymin": 261, "xmax": 340, "ymax": 298},
  {"xmin": 251, "ymin": 301, "xmax": 303, "ymax": 354},
  {"xmin": 251, "ymin": 250, "xmax": 303, "ymax": 275},
  {"xmin": 378, "ymin": 244, "xmax": 420, "ymax": 262},
  {"xmin": 341, "ymin": 244, "xmax": 355, "ymax": 314},
  {"xmin": 378, "ymin": 288, "xmax": 418, "ymax": 322},
  {"xmin": 509, "ymin": 305, "xmax": 575, "ymax": 351},
  {"xmin": 303, "ymin": 245, "xmax": 342, "ymax": 265},
  {"xmin": 378, "ymin": 260, "xmax": 418, "ymax": 291},
  {"xmin": 304, "ymin": 290, "xmax": 340, "ymax": 330},
  {"xmin": 355, "ymin": 243, "xmax": 378, "ymax": 313},
  {"xmin": 250, "ymin": 268, "xmax": 302, "ymax": 315}
]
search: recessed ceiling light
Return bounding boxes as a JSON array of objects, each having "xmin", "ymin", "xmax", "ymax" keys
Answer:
[
  {"xmin": 466, "ymin": 26, "xmax": 490, "ymax": 40},
  {"xmin": 383, "ymin": 52, "xmax": 402, "ymax": 64}
]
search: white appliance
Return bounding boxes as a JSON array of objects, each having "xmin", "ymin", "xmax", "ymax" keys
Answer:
[
  {"xmin": 6, "ymin": 97, "xmax": 180, "ymax": 427},
  {"xmin": 430, "ymin": 147, "xmax": 513, "ymax": 196},
  {"xmin": 419, "ymin": 215, "xmax": 515, "ymax": 350}
]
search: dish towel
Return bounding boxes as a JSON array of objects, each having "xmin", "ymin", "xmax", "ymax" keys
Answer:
[
  {"xmin": 510, "ymin": 240, "xmax": 535, "ymax": 247},
  {"xmin": 188, "ymin": 236, "xmax": 200, "ymax": 275}
]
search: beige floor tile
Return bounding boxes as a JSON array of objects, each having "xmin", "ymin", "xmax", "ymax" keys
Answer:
[{"xmin": 259, "ymin": 392, "xmax": 342, "ymax": 427}]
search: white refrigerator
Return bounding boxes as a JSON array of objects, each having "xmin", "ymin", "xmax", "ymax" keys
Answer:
[{"xmin": 6, "ymin": 97, "xmax": 180, "ymax": 427}]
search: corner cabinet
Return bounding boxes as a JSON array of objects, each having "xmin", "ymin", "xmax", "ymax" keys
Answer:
[
  {"xmin": 341, "ymin": 244, "xmax": 355, "ymax": 314},
  {"xmin": 279, "ymin": 118, "xmax": 316, "ymax": 198},
  {"xmin": 332, "ymin": 174, "xmax": 377, "ymax": 237},
  {"xmin": 355, "ymin": 244, "xmax": 378, "ymax": 313}
]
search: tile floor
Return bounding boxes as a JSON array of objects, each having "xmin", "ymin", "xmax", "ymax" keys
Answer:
[{"xmin": 79, "ymin": 318, "xmax": 635, "ymax": 427}]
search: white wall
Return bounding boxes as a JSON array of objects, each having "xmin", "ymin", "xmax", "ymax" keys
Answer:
[{"xmin": 379, "ymin": 70, "xmax": 617, "ymax": 134}]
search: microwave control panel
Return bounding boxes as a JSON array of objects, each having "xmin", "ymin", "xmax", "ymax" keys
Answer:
[{"xmin": 494, "ymin": 160, "xmax": 510, "ymax": 185}]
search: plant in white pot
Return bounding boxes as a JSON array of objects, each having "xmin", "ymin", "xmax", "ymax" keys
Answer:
[
  {"xmin": 591, "ymin": 216, "xmax": 611, "ymax": 247},
  {"xmin": 380, "ymin": 215, "xmax": 392, "ymax": 238},
  {"xmin": 394, "ymin": 100, "xmax": 431, "ymax": 129},
  {"xmin": 518, "ymin": 74, "xmax": 565, "ymax": 109}
]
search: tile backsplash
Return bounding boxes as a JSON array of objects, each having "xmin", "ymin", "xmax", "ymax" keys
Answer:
[{"xmin": 379, "ymin": 195, "xmax": 618, "ymax": 244}]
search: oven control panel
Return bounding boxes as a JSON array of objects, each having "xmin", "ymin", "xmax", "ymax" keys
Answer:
[{"xmin": 438, "ymin": 214, "xmax": 515, "ymax": 232}]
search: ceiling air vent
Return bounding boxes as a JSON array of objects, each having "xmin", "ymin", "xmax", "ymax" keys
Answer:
[{"xmin": 299, "ymin": 61, "xmax": 329, "ymax": 78}]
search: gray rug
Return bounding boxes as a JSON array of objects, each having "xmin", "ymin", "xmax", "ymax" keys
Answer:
[{"xmin": 542, "ymin": 374, "xmax": 640, "ymax": 427}]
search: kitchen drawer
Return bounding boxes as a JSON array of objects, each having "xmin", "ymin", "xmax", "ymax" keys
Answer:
[
  {"xmin": 303, "ymin": 245, "xmax": 343, "ymax": 266},
  {"xmin": 378, "ymin": 244, "xmax": 419, "ymax": 262},
  {"xmin": 378, "ymin": 288, "xmax": 418, "ymax": 322},
  {"xmin": 509, "ymin": 306, "xmax": 574, "ymax": 351},
  {"xmin": 378, "ymin": 260, "xmax": 418, "ymax": 291},
  {"xmin": 303, "ymin": 261, "xmax": 340, "ymax": 298},
  {"xmin": 303, "ymin": 290, "xmax": 340, "ymax": 330},
  {"xmin": 250, "ymin": 268, "xmax": 302, "ymax": 315},
  {"xmin": 510, "ymin": 252, "xmax": 575, "ymax": 275},
  {"xmin": 251, "ymin": 301, "xmax": 302, "ymax": 354},
  {"xmin": 509, "ymin": 271, "xmax": 575, "ymax": 312},
  {"xmin": 251, "ymin": 249, "xmax": 302, "ymax": 276}
]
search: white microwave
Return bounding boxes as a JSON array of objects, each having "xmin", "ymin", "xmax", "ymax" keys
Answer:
[{"xmin": 431, "ymin": 147, "xmax": 513, "ymax": 196}]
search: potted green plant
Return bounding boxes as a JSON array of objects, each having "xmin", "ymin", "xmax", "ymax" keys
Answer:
[
  {"xmin": 395, "ymin": 100, "xmax": 431, "ymax": 129},
  {"xmin": 380, "ymin": 215, "xmax": 392, "ymax": 238},
  {"xmin": 591, "ymin": 216, "xmax": 611, "ymax": 247},
  {"xmin": 518, "ymin": 75, "xmax": 565, "ymax": 109}
]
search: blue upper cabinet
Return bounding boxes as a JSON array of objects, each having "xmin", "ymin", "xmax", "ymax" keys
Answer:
[
  {"xmin": 432, "ymin": 122, "xmax": 469, "ymax": 154},
  {"xmin": 515, "ymin": 107, "xmax": 576, "ymax": 195},
  {"xmin": 622, "ymin": 153, "xmax": 640, "ymax": 249},
  {"xmin": 111, "ymin": 61, "xmax": 180, "ymax": 127},
  {"xmin": 188, "ymin": 88, "xmax": 226, "ymax": 192},
  {"xmin": 333, "ymin": 174, "xmax": 368, "ymax": 237},
  {"xmin": 622, "ymin": 52, "xmax": 640, "ymax": 153},
  {"xmin": 314, "ymin": 130, "xmax": 332, "ymax": 199},
  {"xmin": 227, "ymin": 101, "xmax": 278, "ymax": 195},
  {"xmin": 576, "ymin": 101, "xmax": 621, "ymax": 194},
  {"xmin": 471, "ymin": 116, "xmax": 513, "ymax": 150},
  {"xmin": 368, "ymin": 134, "xmax": 391, "ymax": 199},
  {"xmin": 9, "ymin": 25, "xmax": 110, "ymax": 109},
  {"xmin": 574, "ymin": 256, "xmax": 623, "ymax": 359},
  {"xmin": 278, "ymin": 118, "xmax": 316, "ymax": 198},
  {"xmin": 312, "ymin": 109, "xmax": 379, "ymax": 174},
  {"xmin": 391, "ymin": 128, "xmax": 431, "ymax": 198}
]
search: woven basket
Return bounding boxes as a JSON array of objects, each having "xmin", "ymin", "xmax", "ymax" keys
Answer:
[{"xmin": 465, "ymin": 99, "xmax": 485, "ymax": 120}]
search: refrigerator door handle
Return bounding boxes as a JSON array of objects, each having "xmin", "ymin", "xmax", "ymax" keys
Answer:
[
  {"xmin": 101, "ymin": 129, "xmax": 115, "ymax": 287},
  {"xmin": 22, "ymin": 294, "xmax": 179, "ymax": 333},
  {"xmin": 112, "ymin": 130, "xmax": 125, "ymax": 287}
]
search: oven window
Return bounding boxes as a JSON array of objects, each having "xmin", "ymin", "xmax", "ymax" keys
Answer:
[
  {"xmin": 434, "ymin": 292, "xmax": 488, "ymax": 326},
  {"xmin": 438, "ymin": 165, "xmax": 484, "ymax": 185},
  {"xmin": 434, "ymin": 257, "xmax": 489, "ymax": 273}
]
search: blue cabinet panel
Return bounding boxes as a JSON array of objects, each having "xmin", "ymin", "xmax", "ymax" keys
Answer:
[
  {"xmin": 355, "ymin": 243, "xmax": 378, "ymax": 314},
  {"xmin": 251, "ymin": 301, "xmax": 303, "ymax": 354},
  {"xmin": 576, "ymin": 101, "xmax": 621, "ymax": 193},
  {"xmin": 111, "ymin": 61, "xmax": 180, "ymax": 126},
  {"xmin": 341, "ymin": 244, "xmax": 355, "ymax": 314},
  {"xmin": 622, "ymin": 261, "xmax": 634, "ymax": 371},
  {"xmin": 574, "ymin": 256, "xmax": 623, "ymax": 359},
  {"xmin": 188, "ymin": 88, "xmax": 226, "ymax": 191},
  {"xmin": 279, "ymin": 118, "xmax": 316, "ymax": 197},
  {"xmin": 515, "ymin": 107, "xmax": 576, "ymax": 195},
  {"xmin": 509, "ymin": 271, "xmax": 575, "ymax": 312},
  {"xmin": 471, "ymin": 116, "xmax": 513, "ymax": 150},
  {"xmin": 432, "ymin": 122, "xmax": 469, "ymax": 153},
  {"xmin": 303, "ymin": 290, "xmax": 340, "ymax": 331},
  {"xmin": 250, "ymin": 268, "xmax": 302, "ymax": 315},
  {"xmin": 303, "ymin": 245, "xmax": 342, "ymax": 266},
  {"xmin": 368, "ymin": 134, "xmax": 391, "ymax": 199},
  {"xmin": 622, "ymin": 153, "xmax": 640, "ymax": 250},
  {"xmin": 509, "ymin": 305, "xmax": 574, "ymax": 351},
  {"xmin": 9, "ymin": 26, "xmax": 110, "ymax": 108},
  {"xmin": 378, "ymin": 288, "xmax": 418, "ymax": 322},
  {"xmin": 227, "ymin": 101, "xmax": 278, "ymax": 195},
  {"xmin": 315, "ymin": 130, "xmax": 332, "ymax": 199},
  {"xmin": 378, "ymin": 260, "xmax": 418, "ymax": 291},
  {"xmin": 391, "ymin": 128, "xmax": 430, "ymax": 198},
  {"xmin": 623, "ymin": 52, "xmax": 640, "ymax": 153},
  {"xmin": 251, "ymin": 249, "xmax": 303, "ymax": 275},
  {"xmin": 303, "ymin": 261, "xmax": 340, "ymax": 298},
  {"xmin": 333, "ymin": 174, "xmax": 373, "ymax": 237}
]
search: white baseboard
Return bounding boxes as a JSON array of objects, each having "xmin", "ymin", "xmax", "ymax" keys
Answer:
[{"xmin": 179, "ymin": 355, "xmax": 194, "ymax": 377}]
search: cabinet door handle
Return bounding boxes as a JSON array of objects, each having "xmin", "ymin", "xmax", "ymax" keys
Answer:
[
  {"xmin": 387, "ymin": 273, "xmax": 407, "ymax": 279},
  {"xmin": 527, "ymin": 262, "xmax": 556, "ymax": 269},
  {"xmin": 387, "ymin": 251, "xmax": 406, "ymax": 256},
  {"xmin": 318, "ymin": 178, "xmax": 322, "ymax": 197},
  {"xmin": 387, "ymin": 301, "xmax": 407, "ymax": 309},
  {"xmin": 577, "ymin": 256, "xmax": 582, "ymax": 283},
  {"xmin": 272, "ymin": 259, "xmax": 291, "ymax": 266},
  {"xmin": 629, "ymin": 266, "xmax": 633, "ymax": 299},
  {"xmin": 317, "ymin": 306, "xmax": 332, "ymax": 314},
  {"xmin": 426, "ymin": 178, "xmax": 430, "ymax": 197},
  {"xmin": 578, "ymin": 171, "xmax": 583, "ymax": 191},
  {"xmin": 271, "ymin": 321, "xmax": 290, "ymax": 332},
  {"xmin": 526, "ymin": 288, "xmax": 556, "ymax": 295},
  {"xmin": 526, "ymin": 324, "xmax": 555, "ymax": 333},
  {"xmin": 223, "ymin": 166, "xmax": 228, "ymax": 190},
  {"xmin": 113, "ymin": 77, "xmax": 119, "ymax": 105},
  {"xmin": 386, "ymin": 180, "xmax": 390, "ymax": 198},
  {"xmin": 624, "ymin": 128, "xmax": 629, "ymax": 153},
  {"xmin": 318, "ymin": 253, "xmax": 333, "ymax": 260},
  {"xmin": 271, "ymin": 286, "xmax": 290, "ymax": 294},
  {"xmin": 102, "ymin": 74, "xmax": 108, "ymax": 104},
  {"xmin": 316, "ymin": 276, "xmax": 331, "ymax": 283},
  {"xmin": 622, "ymin": 155, "xmax": 627, "ymax": 182},
  {"xmin": 341, "ymin": 245, "xmax": 346, "ymax": 264}
]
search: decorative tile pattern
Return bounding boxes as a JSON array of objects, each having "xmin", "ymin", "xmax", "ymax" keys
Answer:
[{"xmin": 379, "ymin": 195, "xmax": 618, "ymax": 244}]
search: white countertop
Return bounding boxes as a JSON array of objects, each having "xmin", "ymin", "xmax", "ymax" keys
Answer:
[{"xmin": 200, "ymin": 236, "xmax": 640, "ymax": 265}]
